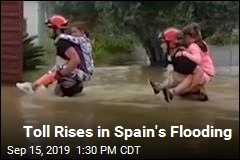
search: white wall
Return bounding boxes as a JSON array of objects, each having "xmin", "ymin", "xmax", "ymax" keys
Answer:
[{"xmin": 24, "ymin": 1, "xmax": 39, "ymax": 43}]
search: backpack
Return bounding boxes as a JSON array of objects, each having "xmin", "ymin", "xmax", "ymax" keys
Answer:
[{"xmin": 59, "ymin": 34, "xmax": 94, "ymax": 75}]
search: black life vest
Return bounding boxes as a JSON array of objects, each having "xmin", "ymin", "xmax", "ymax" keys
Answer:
[{"xmin": 170, "ymin": 48, "xmax": 197, "ymax": 75}]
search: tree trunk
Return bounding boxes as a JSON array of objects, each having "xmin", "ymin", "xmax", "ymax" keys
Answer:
[{"xmin": 143, "ymin": 39, "xmax": 168, "ymax": 67}]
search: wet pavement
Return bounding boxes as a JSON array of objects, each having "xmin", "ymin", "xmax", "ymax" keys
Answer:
[{"xmin": 1, "ymin": 66, "xmax": 239, "ymax": 159}]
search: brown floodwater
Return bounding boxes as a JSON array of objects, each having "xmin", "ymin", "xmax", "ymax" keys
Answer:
[{"xmin": 1, "ymin": 66, "xmax": 239, "ymax": 159}]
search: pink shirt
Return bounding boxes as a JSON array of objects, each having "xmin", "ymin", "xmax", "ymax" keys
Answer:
[{"xmin": 182, "ymin": 42, "xmax": 215, "ymax": 77}]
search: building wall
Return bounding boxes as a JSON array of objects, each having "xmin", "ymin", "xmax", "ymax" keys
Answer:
[
  {"xmin": 23, "ymin": 1, "xmax": 39, "ymax": 43},
  {"xmin": 1, "ymin": 1, "xmax": 23, "ymax": 84}
]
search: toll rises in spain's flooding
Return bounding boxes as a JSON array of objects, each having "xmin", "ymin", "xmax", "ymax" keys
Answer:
[
  {"xmin": 170, "ymin": 125, "xmax": 232, "ymax": 140},
  {"xmin": 22, "ymin": 125, "xmax": 232, "ymax": 141}
]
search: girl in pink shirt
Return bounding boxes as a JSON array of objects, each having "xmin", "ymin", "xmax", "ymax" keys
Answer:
[
  {"xmin": 164, "ymin": 23, "xmax": 215, "ymax": 101},
  {"xmin": 182, "ymin": 23, "xmax": 215, "ymax": 86}
]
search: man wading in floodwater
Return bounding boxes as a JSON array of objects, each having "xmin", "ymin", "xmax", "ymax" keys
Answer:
[
  {"xmin": 148, "ymin": 26, "xmax": 215, "ymax": 102},
  {"xmin": 17, "ymin": 15, "xmax": 92, "ymax": 97}
]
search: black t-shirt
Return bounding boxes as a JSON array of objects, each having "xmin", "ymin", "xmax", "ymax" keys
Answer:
[
  {"xmin": 55, "ymin": 38, "xmax": 88, "ymax": 73},
  {"xmin": 56, "ymin": 38, "xmax": 77, "ymax": 60},
  {"xmin": 171, "ymin": 49, "xmax": 197, "ymax": 75}
]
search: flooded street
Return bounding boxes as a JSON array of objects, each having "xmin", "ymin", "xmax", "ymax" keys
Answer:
[{"xmin": 1, "ymin": 66, "xmax": 239, "ymax": 159}]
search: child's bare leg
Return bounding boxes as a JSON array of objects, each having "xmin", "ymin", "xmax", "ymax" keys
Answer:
[
  {"xmin": 148, "ymin": 71, "xmax": 181, "ymax": 94},
  {"xmin": 170, "ymin": 66, "xmax": 203, "ymax": 95},
  {"xmin": 169, "ymin": 74, "xmax": 193, "ymax": 95},
  {"xmin": 162, "ymin": 67, "xmax": 204, "ymax": 102},
  {"xmin": 161, "ymin": 71, "xmax": 185, "ymax": 89},
  {"xmin": 182, "ymin": 67, "xmax": 204, "ymax": 94},
  {"xmin": 158, "ymin": 77, "xmax": 176, "ymax": 89}
]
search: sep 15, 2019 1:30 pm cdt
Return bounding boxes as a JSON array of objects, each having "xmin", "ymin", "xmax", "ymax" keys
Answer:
[{"xmin": 7, "ymin": 145, "xmax": 141, "ymax": 157}]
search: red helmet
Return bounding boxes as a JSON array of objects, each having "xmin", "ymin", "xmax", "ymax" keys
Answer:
[
  {"xmin": 160, "ymin": 27, "xmax": 182, "ymax": 43},
  {"xmin": 45, "ymin": 15, "xmax": 68, "ymax": 29}
]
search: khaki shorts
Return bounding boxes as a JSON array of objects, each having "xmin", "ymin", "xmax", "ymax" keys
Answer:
[{"xmin": 167, "ymin": 69, "xmax": 212, "ymax": 88}]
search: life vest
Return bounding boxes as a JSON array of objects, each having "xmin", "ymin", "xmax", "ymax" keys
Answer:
[{"xmin": 58, "ymin": 34, "xmax": 94, "ymax": 75}]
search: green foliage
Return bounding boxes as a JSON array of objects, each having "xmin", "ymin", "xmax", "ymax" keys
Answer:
[
  {"xmin": 43, "ymin": 38, "xmax": 56, "ymax": 64},
  {"xmin": 93, "ymin": 34, "xmax": 138, "ymax": 63},
  {"xmin": 23, "ymin": 34, "xmax": 47, "ymax": 71},
  {"xmin": 47, "ymin": 1, "xmax": 239, "ymax": 65},
  {"xmin": 49, "ymin": 1, "xmax": 98, "ymax": 28},
  {"xmin": 207, "ymin": 32, "xmax": 239, "ymax": 45},
  {"xmin": 178, "ymin": 1, "xmax": 239, "ymax": 39},
  {"xmin": 93, "ymin": 1, "xmax": 198, "ymax": 65}
]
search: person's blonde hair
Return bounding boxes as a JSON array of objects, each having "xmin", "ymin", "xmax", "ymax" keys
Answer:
[{"xmin": 182, "ymin": 22, "xmax": 202, "ymax": 41}]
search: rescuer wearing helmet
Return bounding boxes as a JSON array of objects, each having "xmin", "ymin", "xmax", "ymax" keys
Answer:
[
  {"xmin": 148, "ymin": 27, "xmax": 207, "ymax": 102},
  {"xmin": 45, "ymin": 15, "xmax": 69, "ymax": 38},
  {"xmin": 16, "ymin": 15, "xmax": 87, "ymax": 97}
]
